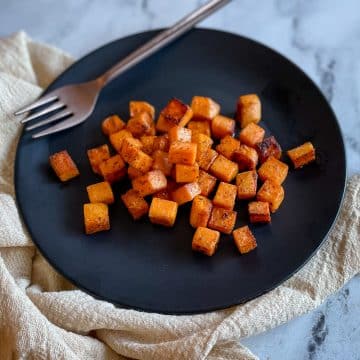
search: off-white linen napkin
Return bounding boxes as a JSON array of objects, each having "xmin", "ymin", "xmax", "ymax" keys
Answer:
[{"xmin": 0, "ymin": 32, "xmax": 359, "ymax": 360}]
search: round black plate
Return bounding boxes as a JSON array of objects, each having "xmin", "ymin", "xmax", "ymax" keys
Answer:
[{"xmin": 15, "ymin": 29, "xmax": 346, "ymax": 314}]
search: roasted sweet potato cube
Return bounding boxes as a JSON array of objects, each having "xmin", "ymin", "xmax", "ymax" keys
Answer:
[
  {"xmin": 109, "ymin": 129, "xmax": 133, "ymax": 153},
  {"xmin": 187, "ymin": 120, "xmax": 211, "ymax": 138},
  {"xmin": 209, "ymin": 155, "xmax": 238, "ymax": 183},
  {"xmin": 257, "ymin": 180, "xmax": 284, "ymax": 213},
  {"xmin": 121, "ymin": 189, "xmax": 149, "ymax": 220},
  {"xmin": 153, "ymin": 134, "xmax": 170, "ymax": 152},
  {"xmin": 192, "ymin": 133, "xmax": 213, "ymax": 159},
  {"xmin": 233, "ymin": 145, "xmax": 258, "ymax": 171},
  {"xmin": 208, "ymin": 207, "xmax": 237, "ymax": 234},
  {"xmin": 236, "ymin": 94, "xmax": 261, "ymax": 128},
  {"xmin": 190, "ymin": 96, "xmax": 220, "ymax": 121},
  {"xmin": 149, "ymin": 197, "xmax": 178, "ymax": 227},
  {"xmin": 190, "ymin": 196, "xmax": 213, "ymax": 228},
  {"xmin": 248, "ymin": 201, "xmax": 271, "ymax": 223},
  {"xmin": 129, "ymin": 100, "xmax": 155, "ymax": 119},
  {"xmin": 87, "ymin": 181, "xmax": 114, "ymax": 204},
  {"xmin": 215, "ymin": 135, "xmax": 240, "ymax": 160},
  {"xmin": 130, "ymin": 151, "xmax": 153, "ymax": 173},
  {"xmin": 83, "ymin": 203, "xmax": 110, "ymax": 234},
  {"xmin": 152, "ymin": 150, "xmax": 173, "ymax": 176},
  {"xmin": 172, "ymin": 182, "xmax": 201, "ymax": 205},
  {"xmin": 87, "ymin": 144, "xmax": 111, "ymax": 175},
  {"xmin": 49, "ymin": 150, "xmax": 80, "ymax": 182},
  {"xmin": 255, "ymin": 136, "xmax": 282, "ymax": 163},
  {"xmin": 101, "ymin": 115, "xmax": 125, "ymax": 136},
  {"xmin": 128, "ymin": 166, "xmax": 144, "ymax": 180},
  {"xmin": 287, "ymin": 142, "xmax": 316, "ymax": 169},
  {"xmin": 127, "ymin": 112, "xmax": 155, "ymax": 138},
  {"xmin": 211, "ymin": 115, "xmax": 235, "ymax": 139},
  {"xmin": 140, "ymin": 135, "xmax": 156, "ymax": 155},
  {"xmin": 175, "ymin": 163, "xmax": 199, "ymax": 183},
  {"xmin": 192, "ymin": 227, "xmax": 220, "ymax": 256},
  {"xmin": 233, "ymin": 226, "xmax": 257, "ymax": 254},
  {"xmin": 258, "ymin": 156, "xmax": 288, "ymax": 185},
  {"xmin": 120, "ymin": 137, "xmax": 143, "ymax": 163},
  {"xmin": 168, "ymin": 126, "xmax": 192, "ymax": 143},
  {"xmin": 213, "ymin": 182, "xmax": 237, "ymax": 210},
  {"xmin": 153, "ymin": 180, "xmax": 177, "ymax": 201},
  {"xmin": 197, "ymin": 149, "xmax": 218, "ymax": 171},
  {"xmin": 99, "ymin": 155, "xmax": 126, "ymax": 183},
  {"xmin": 236, "ymin": 170, "xmax": 258, "ymax": 199},
  {"xmin": 156, "ymin": 98, "xmax": 193, "ymax": 132},
  {"xmin": 168, "ymin": 141, "xmax": 197, "ymax": 165},
  {"xmin": 239, "ymin": 123, "xmax": 265, "ymax": 148},
  {"xmin": 132, "ymin": 170, "xmax": 167, "ymax": 197},
  {"xmin": 198, "ymin": 170, "xmax": 217, "ymax": 197}
]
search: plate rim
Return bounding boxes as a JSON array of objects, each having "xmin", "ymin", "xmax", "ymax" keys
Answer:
[{"xmin": 14, "ymin": 27, "xmax": 347, "ymax": 314}]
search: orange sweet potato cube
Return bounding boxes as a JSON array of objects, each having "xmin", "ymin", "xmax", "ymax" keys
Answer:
[
  {"xmin": 156, "ymin": 98, "xmax": 193, "ymax": 132},
  {"xmin": 121, "ymin": 189, "xmax": 149, "ymax": 220},
  {"xmin": 153, "ymin": 134, "xmax": 170, "ymax": 152},
  {"xmin": 83, "ymin": 203, "xmax": 110, "ymax": 235},
  {"xmin": 130, "ymin": 151, "xmax": 153, "ymax": 173},
  {"xmin": 120, "ymin": 137, "xmax": 143, "ymax": 163},
  {"xmin": 127, "ymin": 112, "xmax": 155, "ymax": 138},
  {"xmin": 129, "ymin": 100, "xmax": 155, "ymax": 119},
  {"xmin": 190, "ymin": 96, "xmax": 220, "ymax": 121},
  {"xmin": 190, "ymin": 196, "xmax": 213, "ymax": 228},
  {"xmin": 239, "ymin": 123, "xmax": 265, "ymax": 147},
  {"xmin": 149, "ymin": 197, "xmax": 178, "ymax": 227},
  {"xmin": 236, "ymin": 170, "xmax": 258, "ymax": 199},
  {"xmin": 192, "ymin": 133, "xmax": 213, "ymax": 159},
  {"xmin": 257, "ymin": 180, "xmax": 284, "ymax": 213},
  {"xmin": 87, "ymin": 144, "xmax": 111, "ymax": 175},
  {"xmin": 175, "ymin": 163, "xmax": 199, "ymax": 183},
  {"xmin": 168, "ymin": 126, "xmax": 192, "ymax": 143},
  {"xmin": 255, "ymin": 136, "xmax": 282, "ymax": 163},
  {"xmin": 168, "ymin": 141, "xmax": 197, "ymax": 165},
  {"xmin": 187, "ymin": 120, "xmax": 211, "ymax": 138},
  {"xmin": 258, "ymin": 156, "xmax": 288, "ymax": 185},
  {"xmin": 213, "ymin": 182, "xmax": 237, "ymax": 210},
  {"xmin": 192, "ymin": 227, "xmax": 220, "ymax": 256},
  {"xmin": 248, "ymin": 201, "xmax": 271, "ymax": 223},
  {"xmin": 140, "ymin": 135, "xmax": 156, "ymax": 155},
  {"xmin": 109, "ymin": 129, "xmax": 133, "ymax": 153},
  {"xmin": 233, "ymin": 145, "xmax": 258, "ymax": 171},
  {"xmin": 215, "ymin": 135, "xmax": 240, "ymax": 160},
  {"xmin": 132, "ymin": 170, "xmax": 167, "ymax": 197},
  {"xmin": 233, "ymin": 226, "xmax": 257, "ymax": 254},
  {"xmin": 87, "ymin": 181, "xmax": 114, "ymax": 204},
  {"xmin": 211, "ymin": 115, "xmax": 235, "ymax": 139},
  {"xmin": 101, "ymin": 115, "xmax": 125, "ymax": 136},
  {"xmin": 49, "ymin": 150, "xmax": 80, "ymax": 182},
  {"xmin": 197, "ymin": 149, "xmax": 218, "ymax": 171},
  {"xmin": 209, "ymin": 155, "xmax": 238, "ymax": 183},
  {"xmin": 128, "ymin": 166, "xmax": 144, "ymax": 180},
  {"xmin": 99, "ymin": 155, "xmax": 126, "ymax": 183},
  {"xmin": 152, "ymin": 150, "xmax": 173, "ymax": 176},
  {"xmin": 198, "ymin": 170, "xmax": 217, "ymax": 197},
  {"xmin": 172, "ymin": 182, "xmax": 201, "ymax": 205},
  {"xmin": 236, "ymin": 94, "xmax": 261, "ymax": 128},
  {"xmin": 287, "ymin": 142, "xmax": 316, "ymax": 169},
  {"xmin": 208, "ymin": 207, "xmax": 237, "ymax": 234}
]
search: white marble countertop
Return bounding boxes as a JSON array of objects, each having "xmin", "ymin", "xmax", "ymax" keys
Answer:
[{"xmin": 1, "ymin": 0, "xmax": 359, "ymax": 359}]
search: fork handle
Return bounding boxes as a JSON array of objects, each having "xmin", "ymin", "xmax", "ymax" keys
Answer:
[{"xmin": 98, "ymin": 0, "xmax": 231, "ymax": 86}]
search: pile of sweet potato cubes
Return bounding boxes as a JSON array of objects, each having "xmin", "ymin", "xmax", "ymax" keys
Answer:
[{"xmin": 49, "ymin": 95, "xmax": 316, "ymax": 256}]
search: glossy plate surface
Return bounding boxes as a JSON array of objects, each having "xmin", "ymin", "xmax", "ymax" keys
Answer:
[{"xmin": 15, "ymin": 29, "xmax": 346, "ymax": 314}]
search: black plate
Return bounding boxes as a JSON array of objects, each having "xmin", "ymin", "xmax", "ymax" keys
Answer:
[{"xmin": 15, "ymin": 29, "xmax": 346, "ymax": 314}]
